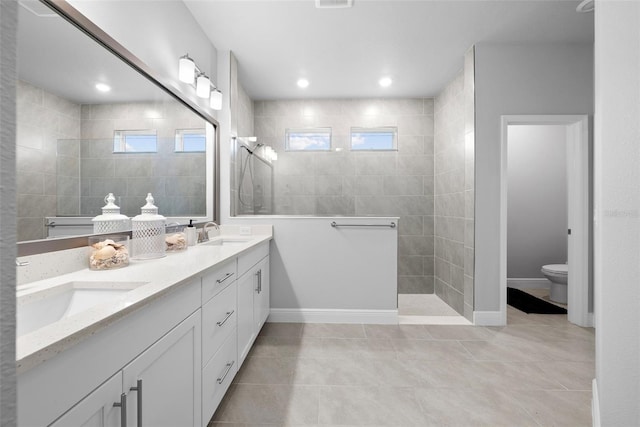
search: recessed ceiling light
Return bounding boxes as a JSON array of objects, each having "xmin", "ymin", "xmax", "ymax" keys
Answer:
[
  {"xmin": 379, "ymin": 77, "xmax": 392, "ymax": 88},
  {"xmin": 297, "ymin": 78, "xmax": 309, "ymax": 88},
  {"xmin": 95, "ymin": 83, "xmax": 111, "ymax": 93}
]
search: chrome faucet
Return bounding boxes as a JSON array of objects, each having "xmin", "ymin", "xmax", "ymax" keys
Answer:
[{"xmin": 199, "ymin": 222, "xmax": 220, "ymax": 242}]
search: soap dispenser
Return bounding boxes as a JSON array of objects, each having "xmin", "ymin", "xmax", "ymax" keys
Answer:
[{"xmin": 185, "ymin": 219, "xmax": 197, "ymax": 246}]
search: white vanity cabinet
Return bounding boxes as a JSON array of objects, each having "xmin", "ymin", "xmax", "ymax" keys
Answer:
[
  {"xmin": 50, "ymin": 372, "xmax": 123, "ymax": 427},
  {"xmin": 237, "ymin": 242, "xmax": 270, "ymax": 366},
  {"xmin": 201, "ymin": 263, "xmax": 238, "ymax": 426},
  {"xmin": 122, "ymin": 310, "xmax": 202, "ymax": 427},
  {"xmin": 50, "ymin": 311, "xmax": 201, "ymax": 427},
  {"xmin": 19, "ymin": 278, "xmax": 202, "ymax": 427},
  {"xmin": 18, "ymin": 236, "xmax": 272, "ymax": 427}
]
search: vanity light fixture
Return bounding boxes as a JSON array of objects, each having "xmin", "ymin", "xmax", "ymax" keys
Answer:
[
  {"xmin": 297, "ymin": 78, "xmax": 310, "ymax": 88},
  {"xmin": 178, "ymin": 55, "xmax": 196, "ymax": 83},
  {"xmin": 196, "ymin": 73, "xmax": 211, "ymax": 98},
  {"xmin": 210, "ymin": 89, "xmax": 223, "ymax": 110},
  {"xmin": 178, "ymin": 53, "xmax": 223, "ymax": 110}
]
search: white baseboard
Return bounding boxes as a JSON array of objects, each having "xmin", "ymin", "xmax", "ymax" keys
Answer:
[
  {"xmin": 268, "ymin": 308, "xmax": 398, "ymax": 324},
  {"xmin": 592, "ymin": 378, "xmax": 600, "ymax": 427},
  {"xmin": 473, "ymin": 310, "xmax": 505, "ymax": 326},
  {"xmin": 507, "ymin": 278, "xmax": 551, "ymax": 289}
]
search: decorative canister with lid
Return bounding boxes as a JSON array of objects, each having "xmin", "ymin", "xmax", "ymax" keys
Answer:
[
  {"xmin": 92, "ymin": 193, "xmax": 130, "ymax": 234},
  {"xmin": 131, "ymin": 193, "xmax": 166, "ymax": 259}
]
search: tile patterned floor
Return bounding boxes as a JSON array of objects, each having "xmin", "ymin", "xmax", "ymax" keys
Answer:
[{"xmin": 209, "ymin": 307, "xmax": 594, "ymax": 426}]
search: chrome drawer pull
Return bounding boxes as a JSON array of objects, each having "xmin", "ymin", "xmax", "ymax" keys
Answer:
[
  {"xmin": 216, "ymin": 310, "xmax": 235, "ymax": 327},
  {"xmin": 217, "ymin": 361, "xmax": 235, "ymax": 384},
  {"xmin": 216, "ymin": 272, "xmax": 234, "ymax": 284},
  {"xmin": 129, "ymin": 379, "xmax": 142, "ymax": 427},
  {"xmin": 113, "ymin": 393, "xmax": 127, "ymax": 427}
]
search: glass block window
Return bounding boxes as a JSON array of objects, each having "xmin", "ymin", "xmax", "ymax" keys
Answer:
[
  {"xmin": 285, "ymin": 128, "xmax": 332, "ymax": 151},
  {"xmin": 113, "ymin": 130, "xmax": 157, "ymax": 153},
  {"xmin": 175, "ymin": 129, "xmax": 206, "ymax": 152},
  {"xmin": 350, "ymin": 127, "xmax": 398, "ymax": 151}
]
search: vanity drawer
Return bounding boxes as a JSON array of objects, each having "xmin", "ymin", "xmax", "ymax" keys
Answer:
[
  {"xmin": 202, "ymin": 331, "xmax": 237, "ymax": 422},
  {"xmin": 202, "ymin": 259, "xmax": 237, "ymax": 303},
  {"xmin": 237, "ymin": 241, "xmax": 269, "ymax": 277},
  {"xmin": 202, "ymin": 281, "xmax": 237, "ymax": 366}
]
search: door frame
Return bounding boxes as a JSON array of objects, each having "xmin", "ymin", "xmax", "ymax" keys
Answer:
[{"xmin": 499, "ymin": 115, "xmax": 591, "ymax": 327}]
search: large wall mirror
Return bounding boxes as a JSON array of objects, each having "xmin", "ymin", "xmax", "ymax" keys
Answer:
[{"xmin": 16, "ymin": 0, "xmax": 217, "ymax": 244}]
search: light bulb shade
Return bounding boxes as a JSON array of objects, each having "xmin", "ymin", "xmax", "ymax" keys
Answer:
[
  {"xmin": 210, "ymin": 89, "xmax": 223, "ymax": 110},
  {"xmin": 178, "ymin": 56, "xmax": 195, "ymax": 83},
  {"xmin": 196, "ymin": 74, "xmax": 211, "ymax": 98}
]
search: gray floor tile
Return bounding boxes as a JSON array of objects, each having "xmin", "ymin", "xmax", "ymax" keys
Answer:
[
  {"xmin": 301, "ymin": 323, "xmax": 366, "ymax": 338},
  {"xmin": 210, "ymin": 308, "xmax": 594, "ymax": 427},
  {"xmin": 318, "ymin": 386, "xmax": 429, "ymax": 426},
  {"xmin": 512, "ymin": 389, "xmax": 593, "ymax": 426},
  {"xmin": 414, "ymin": 387, "xmax": 540, "ymax": 426},
  {"xmin": 213, "ymin": 384, "xmax": 319, "ymax": 425}
]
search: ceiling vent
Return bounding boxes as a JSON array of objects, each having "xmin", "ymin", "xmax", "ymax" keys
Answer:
[
  {"xmin": 315, "ymin": 0, "xmax": 353, "ymax": 9},
  {"xmin": 19, "ymin": 0, "xmax": 58, "ymax": 17}
]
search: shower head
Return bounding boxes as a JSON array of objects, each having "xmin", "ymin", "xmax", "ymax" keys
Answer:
[{"xmin": 241, "ymin": 143, "xmax": 264, "ymax": 155}]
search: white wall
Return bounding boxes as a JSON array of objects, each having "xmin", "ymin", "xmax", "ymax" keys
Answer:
[
  {"xmin": 474, "ymin": 43, "xmax": 593, "ymax": 312},
  {"xmin": 594, "ymin": 1, "xmax": 640, "ymax": 424},
  {"xmin": 507, "ymin": 125, "xmax": 567, "ymax": 278},
  {"xmin": 269, "ymin": 218, "xmax": 397, "ymax": 311}
]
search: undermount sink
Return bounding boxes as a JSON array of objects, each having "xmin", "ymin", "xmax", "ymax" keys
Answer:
[
  {"xmin": 203, "ymin": 237, "xmax": 253, "ymax": 247},
  {"xmin": 17, "ymin": 281, "xmax": 147, "ymax": 337}
]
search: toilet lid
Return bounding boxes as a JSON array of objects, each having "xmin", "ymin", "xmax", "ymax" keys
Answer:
[{"xmin": 542, "ymin": 264, "xmax": 568, "ymax": 274}]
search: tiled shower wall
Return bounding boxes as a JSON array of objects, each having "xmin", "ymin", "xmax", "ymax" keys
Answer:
[
  {"xmin": 434, "ymin": 47, "xmax": 475, "ymax": 319},
  {"xmin": 16, "ymin": 80, "xmax": 81, "ymax": 241},
  {"xmin": 229, "ymin": 50, "xmax": 260, "ymax": 216},
  {"xmin": 79, "ymin": 101, "xmax": 206, "ymax": 217},
  {"xmin": 253, "ymin": 98, "xmax": 435, "ymax": 294}
]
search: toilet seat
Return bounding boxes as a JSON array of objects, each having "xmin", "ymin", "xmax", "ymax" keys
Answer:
[{"xmin": 542, "ymin": 264, "xmax": 568, "ymax": 275}]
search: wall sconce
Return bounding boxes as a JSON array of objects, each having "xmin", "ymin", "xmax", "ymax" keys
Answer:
[{"xmin": 178, "ymin": 54, "xmax": 223, "ymax": 110}]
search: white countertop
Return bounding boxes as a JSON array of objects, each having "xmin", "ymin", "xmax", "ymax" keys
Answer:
[{"xmin": 16, "ymin": 229, "xmax": 272, "ymax": 373}]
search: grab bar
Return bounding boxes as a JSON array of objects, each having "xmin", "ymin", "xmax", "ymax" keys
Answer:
[
  {"xmin": 46, "ymin": 222, "xmax": 92, "ymax": 228},
  {"xmin": 331, "ymin": 221, "xmax": 396, "ymax": 228}
]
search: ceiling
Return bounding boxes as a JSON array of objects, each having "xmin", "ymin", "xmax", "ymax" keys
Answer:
[
  {"xmin": 184, "ymin": 0, "xmax": 594, "ymax": 100},
  {"xmin": 17, "ymin": 0, "xmax": 171, "ymax": 104}
]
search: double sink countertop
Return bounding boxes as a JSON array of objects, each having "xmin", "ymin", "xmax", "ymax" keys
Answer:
[{"xmin": 16, "ymin": 226, "xmax": 272, "ymax": 373}]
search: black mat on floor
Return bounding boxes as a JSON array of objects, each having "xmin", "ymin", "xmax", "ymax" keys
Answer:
[{"xmin": 507, "ymin": 287, "xmax": 567, "ymax": 314}]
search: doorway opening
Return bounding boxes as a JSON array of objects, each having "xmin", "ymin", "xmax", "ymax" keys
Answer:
[{"xmin": 500, "ymin": 115, "xmax": 591, "ymax": 327}]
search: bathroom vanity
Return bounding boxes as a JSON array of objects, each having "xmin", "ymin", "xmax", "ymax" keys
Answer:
[{"xmin": 16, "ymin": 227, "xmax": 272, "ymax": 427}]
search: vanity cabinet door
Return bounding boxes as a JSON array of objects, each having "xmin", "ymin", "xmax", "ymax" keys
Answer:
[
  {"xmin": 50, "ymin": 372, "xmax": 123, "ymax": 427},
  {"xmin": 122, "ymin": 310, "xmax": 202, "ymax": 427},
  {"xmin": 237, "ymin": 268, "xmax": 256, "ymax": 367},
  {"xmin": 253, "ymin": 256, "xmax": 270, "ymax": 333}
]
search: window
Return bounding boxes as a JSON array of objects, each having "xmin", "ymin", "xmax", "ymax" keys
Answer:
[
  {"xmin": 285, "ymin": 128, "xmax": 332, "ymax": 151},
  {"xmin": 113, "ymin": 130, "xmax": 157, "ymax": 153},
  {"xmin": 175, "ymin": 129, "xmax": 206, "ymax": 152},
  {"xmin": 350, "ymin": 127, "xmax": 398, "ymax": 151}
]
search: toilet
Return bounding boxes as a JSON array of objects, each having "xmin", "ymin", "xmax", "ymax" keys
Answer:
[{"xmin": 541, "ymin": 264, "xmax": 568, "ymax": 304}]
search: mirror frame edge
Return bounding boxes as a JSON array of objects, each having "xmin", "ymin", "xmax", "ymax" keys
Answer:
[{"xmin": 17, "ymin": 0, "xmax": 221, "ymax": 256}]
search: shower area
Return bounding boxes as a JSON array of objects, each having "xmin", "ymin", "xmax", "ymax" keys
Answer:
[
  {"xmin": 229, "ymin": 50, "xmax": 475, "ymax": 322},
  {"xmin": 232, "ymin": 138, "xmax": 274, "ymax": 216}
]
